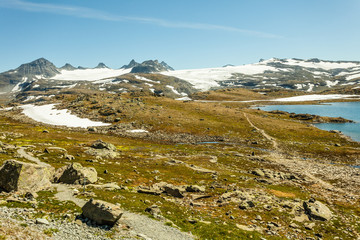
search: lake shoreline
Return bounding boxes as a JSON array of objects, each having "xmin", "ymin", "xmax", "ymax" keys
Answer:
[{"xmin": 258, "ymin": 101, "xmax": 360, "ymax": 142}]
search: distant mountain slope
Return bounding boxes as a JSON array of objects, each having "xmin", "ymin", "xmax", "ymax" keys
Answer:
[
  {"xmin": 0, "ymin": 58, "xmax": 174, "ymax": 93},
  {"xmin": 162, "ymin": 58, "xmax": 360, "ymax": 91},
  {"xmin": 1, "ymin": 57, "xmax": 360, "ymax": 97}
]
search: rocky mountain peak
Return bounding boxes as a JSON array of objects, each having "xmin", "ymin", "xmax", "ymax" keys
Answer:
[
  {"xmin": 95, "ymin": 62, "xmax": 108, "ymax": 69},
  {"xmin": 130, "ymin": 60, "xmax": 174, "ymax": 73},
  {"xmin": 121, "ymin": 59, "xmax": 140, "ymax": 69},
  {"xmin": 16, "ymin": 58, "xmax": 59, "ymax": 77},
  {"xmin": 60, "ymin": 63, "xmax": 76, "ymax": 71}
]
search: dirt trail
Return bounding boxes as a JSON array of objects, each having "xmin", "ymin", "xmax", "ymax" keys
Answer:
[
  {"xmin": 244, "ymin": 113, "xmax": 279, "ymax": 150},
  {"xmin": 17, "ymin": 147, "xmax": 51, "ymax": 167},
  {"xmin": 54, "ymin": 184, "xmax": 87, "ymax": 207}
]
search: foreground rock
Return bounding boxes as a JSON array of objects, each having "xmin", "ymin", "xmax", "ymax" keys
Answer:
[
  {"xmin": 303, "ymin": 198, "xmax": 332, "ymax": 221},
  {"xmin": 56, "ymin": 163, "xmax": 97, "ymax": 185},
  {"xmin": 0, "ymin": 159, "xmax": 53, "ymax": 193},
  {"xmin": 82, "ymin": 199, "xmax": 123, "ymax": 226}
]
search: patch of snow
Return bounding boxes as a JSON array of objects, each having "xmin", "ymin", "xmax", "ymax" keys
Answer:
[
  {"xmin": 307, "ymin": 83, "xmax": 315, "ymax": 92},
  {"xmin": 166, "ymin": 85, "xmax": 181, "ymax": 95},
  {"xmin": 325, "ymin": 80, "xmax": 339, "ymax": 87},
  {"xmin": 126, "ymin": 129, "xmax": 149, "ymax": 133},
  {"xmin": 346, "ymin": 73, "xmax": 360, "ymax": 80},
  {"xmin": 53, "ymin": 83, "xmax": 78, "ymax": 89},
  {"xmin": 135, "ymin": 75, "xmax": 160, "ymax": 83},
  {"xmin": 0, "ymin": 107, "xmax": 13, "ymax": 111},
  {"xmin": 341, "ymin": 82, "xmax": 356, "ymax": 86},
  {"xmin": 273, "ymin": 94, "xmax": 359, "ymax": 102},
  {"xmin": 52, "ymin": 68, "xmax": 131, "ymax": 81},
  {"xmin": 33, "ymin": 84, "xmax": 40, "ymax": 88},
  {"xmin": 12, "ymin": 82, "xmax": 22, "ymax": 92},
  {"xmin": 283, "ymin": 59, "xmax": 359, "ymax": 70},
  {"xmin": 294, "ymin": 84, "xmax": 304, "ymax": 89},
  {"xmin": 175, "ymin": 96, "xmax": 192, "ymax": 101},
  {"xmin": 149, "ymin": 88, "xmax": 155, "ymax": 93},
  {"xmin": 145, "ymin": 83, "xmax": 153, "ymax": 87},
  {"xmin": 20, "ymin": 104, "xmax": 110, "ymax": 128}
]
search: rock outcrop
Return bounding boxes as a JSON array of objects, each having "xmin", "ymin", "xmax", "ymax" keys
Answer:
[
  {"xmin": 0, "ymin": 159, "xmax": 53, "ymax": 193},
  {"xmin": 56, "ymin": 163, "xmax": 97, "ymax": 185},
  {"xmin": 303, "ymin": 198, "xmax": 332, "ymax": 221},
  {"xmin": 82, "ymin": 199, "xmax": 123, "ymax": 226},
  {"xmin": 85, "ymin": 140, "xmax": 118, "ymax": 159}
]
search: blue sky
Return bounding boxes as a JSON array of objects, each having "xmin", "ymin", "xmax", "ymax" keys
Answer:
[{"xmin": 0, "ymin": 0, "xmax": 359, "ymax": 72}]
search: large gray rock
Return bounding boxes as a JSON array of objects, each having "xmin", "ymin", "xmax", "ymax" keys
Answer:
[
  {"xmin": 57, "ymin": 163, "xmax": 97, "ymax": 185},
  {"xmin": 85, "ymin": 140, "xmax": 118, "ymax": 159},
  {"xmin": 303, "ymin": 199, "xmax": 332, "ymax": 221},
  {"xmin": 163, "ymin": 184, "xmax": 185, "ymax": 198},
  {"xmin": 82, "ymin": 199, "xmax": 123, "ymax": 226},
  {"xmin": 91, "ymin": 140, "xmax": 116, "ymax": 151},
  {"xmin": 0, "ymin": 159, "xmax": 53, "ymax": 193}
]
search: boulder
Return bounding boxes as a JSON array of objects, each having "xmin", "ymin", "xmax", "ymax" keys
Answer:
[
  {"xmin": 85, "ymin": 140, "xmax": 118, "ymax": 159},
  {"xmin": 57, "ymin": 163, "xmax": 97, "ymax": 185},
  {"xmin": 163, "ymin": 184, "xmax": 185, "ymax": 198},
  {"xmin": 303, "ymin": 198, "xmax": 332, "ymax": 221},
  {"xmin": 185, "ymin": 185, "xmax": 205, "ymax": 193},
  {"xmin": 0, "ymin": 160, "xmax": 53, "ymax": 193},
  {"xmin": 82, "ymin": 199, "xmax": 123, "ymax": 226},
  {"xmin": 91, "ymin": 140, "xmax": 116, "ymax": 151}
]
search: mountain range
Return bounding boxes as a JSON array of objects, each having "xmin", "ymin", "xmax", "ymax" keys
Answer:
[{"xmin": 1, "ymin": 57, "xmax": 360, "ymax": 100}]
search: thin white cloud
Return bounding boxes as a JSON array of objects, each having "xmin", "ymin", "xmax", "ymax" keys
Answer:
[{"xmin": 0, "ymin": 0, "xmax": 282, "ymax": 39}]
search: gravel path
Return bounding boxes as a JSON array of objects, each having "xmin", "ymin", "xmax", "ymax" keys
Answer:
[
  {"xmin": 120, "ymin": 211, "xmax": 194, "ymax": 240},
  {"xmin": 17, "ymin": 147, "xmax": 51, "ymax": 167},
  {"xmin": 54, "ymin": 184, "xmax": 86, "ymax": 207}
]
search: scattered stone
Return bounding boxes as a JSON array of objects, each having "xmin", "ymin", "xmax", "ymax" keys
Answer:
[
  {"xmin": 304, "ymin": 222, "xmax": 315, "ymax": 230},
  {"xmin": 163, "ymin": 184, "xmax": 185, "ymax": 198},
  {"xmin": 88, "ymin": 183, "xmax": 121, "ymax": 191},
  {"xmin": 236, "ymin": 224, "xmax": 254, "ymax": 232},
  {"xmin": 82, "ymin": 199, "xmax": 123, "ymax": 226},
  {"xmin": 289, "ymin": 223, "xmax": 299, "ymax": 229},
  {"xmin": 64, "ymin": 154, "xmax": 75, "ymax": 160},
  {"xmin": 56, "ymin": 162, "xmax": 98, "ymax": 185},
  {"xmin": 36, "ymin": 218, "xmax": 49, "ymax": 225},
  {"xmin": 188, "ymin": 219, "xmax": 197, "ymax": 224},
  {"xmin": 185, "ymin": 185, "xmax": 205, "ymax": 193},
  {"xmin": 24, "ymin": 192, "xmax": 38, "ymax": 201},
  {"xmin": 145, "ymin": 205, "xmax": 163, "ymax": 220},
  {"xmin": 88, "ymin": 127, "xmax": 97, "ymax": 132},
  {"xmin": 0, "ymin": 159, "xmax": 54, "ymax": 193}
]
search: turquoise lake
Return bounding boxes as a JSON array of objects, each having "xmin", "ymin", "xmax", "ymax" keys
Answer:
[{"xmin": 259, "ymin": 102, "xmax": 360, "ymax": 142}]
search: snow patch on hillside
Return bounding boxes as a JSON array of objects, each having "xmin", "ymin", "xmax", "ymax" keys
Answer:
[
  {"xmin": 273, "ymin": 94, "xmax": 359, "ymax": 102},
  {"xmin": 162, "ymin": 63, "xmax": 278, "ymax": 91},
  {"xmin": 20, "ymin": 104, "xmax": 110, "ymax": 128},
  {"xmin": 279, "ymin": 59, "xmax": 360, "ymax": 70},
  {"xmin": 52, "ymin": 68, "xmax": 131, "ymax": 81}
]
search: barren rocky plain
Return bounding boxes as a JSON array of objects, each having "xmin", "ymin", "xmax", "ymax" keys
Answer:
[{"xmin": 0, "ymin": 86, "xmax": 359, "ymax": 240}]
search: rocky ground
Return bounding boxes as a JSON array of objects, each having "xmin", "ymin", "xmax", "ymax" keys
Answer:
[{"xmin": 0, "ymin": 89, "xmax": 359, "ymax": 239}]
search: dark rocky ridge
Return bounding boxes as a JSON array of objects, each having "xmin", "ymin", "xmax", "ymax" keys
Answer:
[
  {"xmin": 15, "ymin": 58, "xmax": 59, "ymax": 78},
  {"xmin": 61, "ymin": 63, "xmax": 76, "ymax": 70},
  {"xmin": 130, "ymin": 60, "xmax": 174, "ymax": 73}
]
